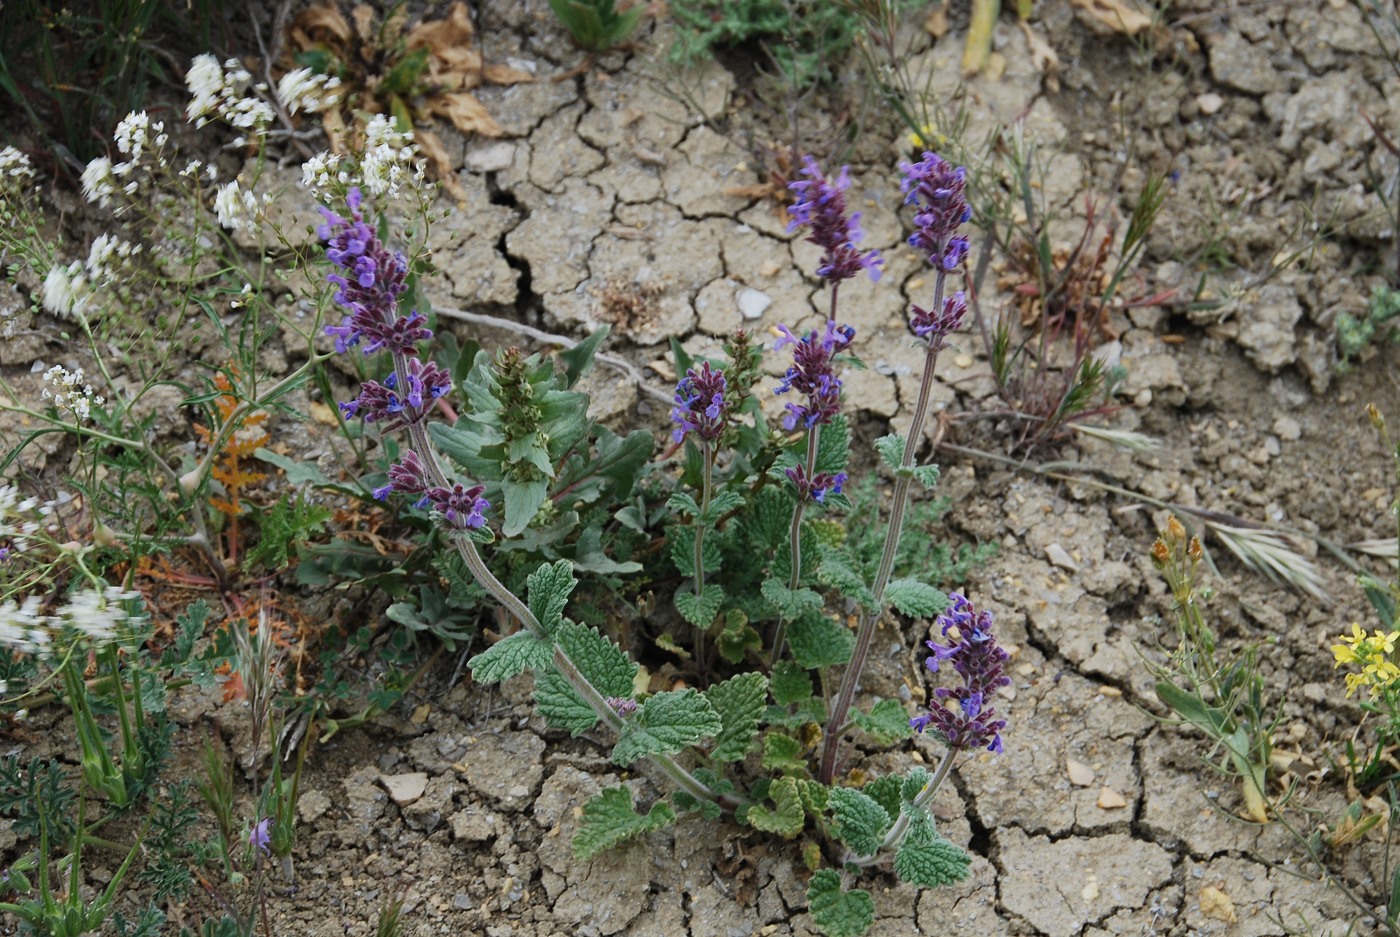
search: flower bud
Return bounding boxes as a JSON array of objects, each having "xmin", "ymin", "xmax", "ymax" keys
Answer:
[
  {"xmin": 178, "ymin": 469, "xmax": 202, "ymax": 498},
  {"xmin": 1166, "ymin": 516, "xmax": 1186, "ymax": 543},
  {"xmin": 1150, "ymin": 539, "xmax": 1169, "ymax": 568}
]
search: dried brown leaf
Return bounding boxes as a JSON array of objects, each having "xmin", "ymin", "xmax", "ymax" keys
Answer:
[
  {"xmin": 482, "ymin": 63, "xmax": 536, "ymax": 85},
  {"xmin": 1069, "ymin": 0, "xmax": 1152, "ymax": 36},
  {"xmin": 322, "ymin": 107, "xmax": 349, "ymax": 154},
  {"xmin": 1018, "ymin": 20, "xmax": 1060, "ymax": 92},
  {"xmin": 422, "ymin": 92, "xmax": 502, "ymax": 137},
  {"xmin": 925, "ymin": 3, "xmax": 949, "ymax": 38},
  {"xmin": 351, "ymin": 4, "xmax": 376, "ymax": 42},
  {"xmin": 406, "ymin": 1, "xmax": 476, "ymax": 52},
  {"xmin": 293, "ymin": 3, "xmax": 352, "ymax": 44}
]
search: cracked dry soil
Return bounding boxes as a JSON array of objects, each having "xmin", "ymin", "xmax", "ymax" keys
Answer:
[{"xmin": 6, "ymin": 1, "xmax": 1400, "ymax": 935}]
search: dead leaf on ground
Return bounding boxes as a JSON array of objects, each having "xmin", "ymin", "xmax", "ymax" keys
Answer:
[
  {"xmin": 414, "ymin": 129, "xmax": 469, "ymax": 202},
  {"xmin": 351, "ymin": 4, "xmax": 376, "ymax": 42},
  {"xmin": 422, "ymin": 92, "xmax": 502, "ymax": 138},
  {"xmin": 482, "ymin": 63, "xmax": 536, "ymax": 85},
  {"xmin": 1198, "ymin": 885, "xmax": 1237, "ymax": 924},
  {"xmin": 293, "ymin": 3, "xmax": 351, "ymax": 44},
  {"xmin": 925, "ymin": 3, "xmax": 949, "ymax": 38},
  {"xmin": 1018, "ymin": 20, "xmax": 1060, "ymax": 93},
  {"xmin": 405, "ymin": 0, "xmax": 475, "ymax": 50},
  {"xmin": 1070, "ymin": 0, "xmax": 1153, "ymax": 35}
]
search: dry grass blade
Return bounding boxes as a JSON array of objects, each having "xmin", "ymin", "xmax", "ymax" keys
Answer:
[
  {"xmin": 1350, "ymin": 537, "xmax": 1400, "ymax": 567},
  {"xmin": 1068, "ymin": 423, "xmax": 1160, "ymax": 451},
  {"xmin": 1205, "ymin": 521, "xmax": 1329, "ymax": 599}
]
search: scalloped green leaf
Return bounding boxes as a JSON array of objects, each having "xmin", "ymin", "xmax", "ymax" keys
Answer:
[
  {"xmin": 850, "ymin": 699, "xmax": 915, "ymax": 746},
  {"xmin": 572, "ymin": 786, "xmax": 676, "ymax": 861},
  {"xmin": 612, "ymin": 689, "xmax": 722, "ymax": 767},
  {"xmin": 807, "ymin": 869, "xmax": 874, "ymax": 937},
  {"xmin": 468, "ymin": 630, "xmax": 552, "ymax": 684},
  {"xmin": 704, "ymin": 672, "xmax": 768, "ymax": 763},
  {"xmin": 788, "ymin": 611, "xmax": 853, "ymax": 670},
  {"xmin": 535, "ymin": 623, "xmax": 637, "ymax": 735},
  {"xmin": 814, "ymin": 412, "xmax": 850, "ymax": 475},
  {"xmin": 894, "ymin": 837, "xmax": 971, "ymax": 888},
  {"xmin": 528, "ymin": 559, "xmax": 577, "ymax": 636},
  {"xmin": 675, "ymin": 583, "xmax": 725, "ymax": 628},
  {"xmin": 885, "ymin": 580, "xmax": 947, "ymax": 618},
  {"xmin": 761, "ymin": 732, "xmax": 807, "ymax": 775},
  {"xmin": 769, "ymin": 660, "xmax": 814, "ymax": 705},
  {"xmin": 864, "ymin": 774, "xmax": 904, "ymax": 826},
  {"xmin": 816, "ymin": 546, "xmax": 875, "ymax": 608},
  {"xmin": 761, "ymin": 579, "xmax": 824, "ymax": 619},
  {"xmin": 746, "ymin": 776, "xmax": 804, "ymax": 838},
  {"xmin": 874, "ymin": 434, "xmax": 904, "ymax": 472},
  {"xmin": 910, "ymin": 463, "xmax": 941, "ymax": 490},
  {"xmin": 828, "ymin": 787, "xmax": 892, "ymax": 856}
]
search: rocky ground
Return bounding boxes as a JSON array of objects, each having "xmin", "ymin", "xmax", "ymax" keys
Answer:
[{"xmin": 6, "ymin": 0, "xmax": 1400, "ymax": 934}]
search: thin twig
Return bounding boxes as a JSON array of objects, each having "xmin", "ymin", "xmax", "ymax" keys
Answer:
[{"xmin": 432, "ymin": 304, "xmax": 673, "ymax": 405}]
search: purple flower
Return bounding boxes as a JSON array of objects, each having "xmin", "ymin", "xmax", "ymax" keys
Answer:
[
  {"xmin": 606, "ymin": 696, "xmax": 638, "ymax": 717},
  {"xmin": 900, "ymin": 152, "xmax": 971, "ymax": 274},
  {"xmin": 773, "ymin": 320, "xmax": 855, "ymax": 431},
  {"xmin": 319, "ymin": 187, "xmax": 425, "ymax": 357},
  {"xmin": 671, "ymin": 362, "xmax": 729, "ymax": 444},
  {"xmin": 787, "ymin": 155, "xmax": 884, "ymax": 284},
  {"xmin": 340, "ymin": 359, "xmax": 452, "ymax": 429},
  {"xmin": 909, "ymin": 291, "xmax": 968, "ymax": 351},
  {"xmin": 910, "ymin": 593, "xmax": 1011, "ymax": 754},
  {"xmin": 426, "ymin": 482, "xmax": 491, "ymax": 530},
  {"xmin": 374, "ymin": 451, "xmax": 432, "ymax": 507},
  {"xmin": 249, "ymin": 817, "xmax": 272, "ymax": 856},
  {"xmin": 785, "ymin": 465, "xmax": 847, "ymax": 504}
]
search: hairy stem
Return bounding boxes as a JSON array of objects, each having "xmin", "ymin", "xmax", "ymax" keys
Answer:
[{"xmin": 770, "ymin": 424, "xmax": 821, "ymax": 667}]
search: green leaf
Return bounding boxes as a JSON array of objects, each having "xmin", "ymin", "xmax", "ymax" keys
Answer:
[
  {"xmin": 573, "ymin": 786, "xmax": 676, "ymax": 861},
  {"xmin": 162, "ymin": 600, "xmax": 210, "ymax": 671},
  {"xmin": 558, "ymin": 324, "xmax": 610, "ymax": 388},
  {"xmin": 910, "ymin": 464, "xmax": 941, "ymax": 489},
  {"xmin": 612, "ymin": 689, "xmax": 722, "ymax": 767},
  {"xmin": 828, "ymin": 787, "xmax": 892, "ymax": 856},
  {"xmin": 850, "ymin": 699, "xmax": 915, "ymax": 746},
  {"xmin": 704, "ymin": 672, "xmax": 768, "ymax": 762},
  {"xmin": 469, "ymin": 630, "xmax": 553, "ymax": 684},
  {"xmin": 807, "ymin": 869, "xmax": 874, "ymax": 937},
  {"xmin": 742, "ymin": 485, "xmax": 795, "ymax": 554},
  {"xmin": 894, "ymin": 837, "xmax": 971, "ymax": 888},
  {"xmin": 761, "ymin": 579, "xmax": 824, "ymax": 619},
  {"xmin": 874, "ymin": 434, "xmax": 904, "ymax": 472},
  {"xmin": 503, "ymin": 477, "xmax": 551, "ymax": 537},
  {"xmin": 704, "ymin": 489, "xmax": 745, "ymax": 522},
  {"xmin": 788, "ymin": 612, "xmax": 854, "ymax": 670},
  {"xmin": 536, "ymin": 624, "xmax": 637, "ymax": 735},
  {"xmin": 901, "ymin": 766, "xmax": 932, "ymax": 803},
  {"xmin": 252, "ymin": 448, "xmax": 334, "ymax": 488},
  {"xmin": 816, "ymin": 547, "xmax": 875, "ymax": 608},
  {"xmin": 716, "ymin": 610, "xmax": 762, "ymax": 663},
  {"xmin": 884, "ymin": 580, "xmax": 947, "ymax": 618},
  {"xmin": 245, "ymin": 492, "xmax": 332, "ymax": 571},
  {"xmin": 864, "ymin": 774, "xmax": 904, "ymax": 824},
  {"xmin": 1155, "ymin": 680, "xmax": 1233, "ymax": 738},
  {"xmin": 769, "ymin": 660, "xmax": 814, "ymax": 705},
  {"xmin": 746, "ymin": 776, "xmax": 804, "ymax": 838},
  {"xmin": 675, "ymin": 583, "xmax": 725, "ymax": 628},
  {"xmin": 814, "ymin": 412, "xmax": 850, "ymax": 475},
  {"xmin": 796, "ymin": 778, "xmax": 830, "ymax": 817},
  {"xmin": 528, "ymin": 560, "xmax": 577, "ymax": 636},
  {"xmin": 667, "ymin": 492, "xmax": 701, "ymax": 518},
  {"xmin": 761, "ymin": 732, "xmax": 807, "ymax": 775}
]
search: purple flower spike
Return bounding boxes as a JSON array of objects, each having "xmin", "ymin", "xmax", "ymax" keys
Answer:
[
  {"xmin": 785, "ymin": 465, "xmax": 847, "ymax": 504},
  {"xmin": 318, "ymin": 187, "xmax": 423, "ymax": 357},
  {"xmin": 900, "ymin": 152, "xmax": 971, "ymax": 274},
  {"xmin": 341, "ymin": 359, "xmax": 452, "ymax": 430},
  {"xmin": 773, "ymin": 320, "xmax": 855, "ymax": 431},
  {"xmin": 606, "ymin": 696, "xmax": 639, "ymax": 717},
  {"xmin": 426, "ymin": 482, "xmax": 491, "ymax": 530},
  {"xmin": 909, "ymin": 291, "xmax": 968, "ymax": 351},
  {"xmin": 787, "ymin": 155, "xmax": 884, "ymax": 285},
  {"xmin": 671, "ymin": 362, "xmax": 729, "ymax": 444},
  {"xmin": 910, "ymin": 593, "xmax": 1011, "ymax": 754}
]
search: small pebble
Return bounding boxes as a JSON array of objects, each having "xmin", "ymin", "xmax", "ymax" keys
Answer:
[
  {"xmin": 1197, "ymin": 92, "xmax": 1225, "ymax": 114},
  {"xmin": 737, "ymin": 287, "xmax": 772, "ymax": 320},
  {"xmin": 1097, "ymin": 786, "xmax": 1128, "ymax": 809},
  {"xmin": 1045, "ymin": 543, "xmax": 1080, "ymax": 572},
  {"xmin": 379, "ymin": 772, "xmax": 429, "ymax": 806},
  {"xmin": 1066, "ymin": 758, "xmax": 1094, "ymax": 786}
]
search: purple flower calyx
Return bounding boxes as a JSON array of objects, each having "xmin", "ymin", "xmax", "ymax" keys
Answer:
[
  {"xmin": 910, "ymin": 592, "xmax": 1010, "ymax": 754},
  {"xmin": 773, "ymin": 320, "xmax": 855, "ymax": 431},
  {"xmin": 787, "ymin": 155, "xmax": 884, "ymax": 285},
  {"xmin": 671, "ymin": 362, "xmax": 729, "ymax": 444},
  {"xmin": 785, "ymin": 465, "xmax": 848, "ymax": 504},
  {"xmin": 426, "ymin": 482, "xmax": 491, "ymax": 530},
  {"xmin": 340, "ymin": 359, "xmax": 452, "ymax": 430},
  {"xmin": 909, "ymin": 291, "xmax": 968, "ymax": 350}
]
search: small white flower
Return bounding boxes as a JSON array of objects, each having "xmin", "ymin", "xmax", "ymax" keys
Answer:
[
  {"xmin": 85, "ymin": 234, "xmax": 138, "ymax": 286},
  {"xmin": 185, "ymin": 54, "xmax": 272, "ymax": 135},
  {"xmin": 0, "ymin": 595, "xmax": 48, "ymax": 655},
  {"xmin": 0, "ymin": 146, "xmax": 35, "ymax": 201},
  {"xmin": 81, "ymin": 157, "xmax": 118, "ymax": 207},
  {"xmin": 214, "ymin": 180, "xmax": 262, "ymax": 232},
  {"xmin": 40, "ymin": 364, "xmax": 104, "ymax": 422},
  {"xmin": 277, "ymin": 67, "xmax": 342, "ymax": 115},
  {"xmin": 42, "ymin": 262, "xmax": 93, "ymax": 320},
  {"xmin": 114, "ymin": 111, "xmax": 155, "ymax": 160}
]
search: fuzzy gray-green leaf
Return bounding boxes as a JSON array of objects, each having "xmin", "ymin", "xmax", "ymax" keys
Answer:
[
  {"xmin": 704, "ymin": 672, "xmax": 768, "ymax": 762},
  {"xmin": 828, "ymin": 787, "xmax": 892, "ymax": 856},
  {"xmin": 572, "ymin": 786, "xmax": 676, "ymax": 860},
  {"xmin": 468, "ymin": 630, "xmax": 553, "ymax": 684},
  {"xmin": 807, "ymin": 869, "xmax": 874, "ymax": 937},
  {"xmin": 612, "ymin": 689, "xmax": 722, "ymax": 767}
]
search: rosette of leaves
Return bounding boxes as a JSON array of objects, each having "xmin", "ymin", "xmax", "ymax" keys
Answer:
[
  {"xmin": 548, "ymin": 0, "xmax": 646, "ymax": 52},
  {"xmin": 285, "ymin": 1, "xmax": 534, "ymax": 195}
]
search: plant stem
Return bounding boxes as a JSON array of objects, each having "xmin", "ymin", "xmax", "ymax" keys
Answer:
[
  {"xmin": 695, "ymin": 441, "xmax": 713, "ymax": 670},
  {"xmin": 820, "ymin": 326, "xmax": 945, "ymax": 785},
  {"xmin": 849, "ymin": 748, "xmax": 956, "ymax": 866},
  {"xmin": 770, "ymin": 424, "xmax": 820, "ymax": 667}
]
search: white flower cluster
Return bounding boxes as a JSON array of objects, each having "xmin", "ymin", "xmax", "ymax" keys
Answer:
[
  {"xmin": 41, "ymin": 364, "xmax": 105, "ymax": 422},
  {"xmin": 0, "ymin": 145, "xmax": 35, "ymax": 201},
  {"xmin": 0, "ymin": 585, "xmax": 141, "ymax": 656},
  {"xmin": 85, "ymin": 233, "xmax": 141, "ymax": 286},
  {"xmin": 186, "ymin": 53, "xmax": 274, "ymax": 133},
  {"xmin": 0, "ymin": 485, "xmax": 42, "ymax": 560},
  {"xmin": 79, "ymin": 111, "xmax": 173, "ymax": 210},
  {"xmin": 300, "ymin": 115, "xmax": 427, "ymax": 201},
  {"xmin": 213, "ymin": 179, "xmax": 269, "ymax": 233},
  {"xmin": 276, "ymin": 67, "xmax": 343, "ymax": 115}
]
